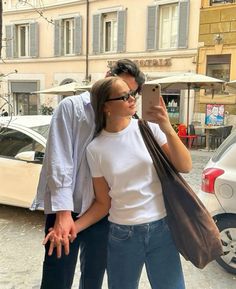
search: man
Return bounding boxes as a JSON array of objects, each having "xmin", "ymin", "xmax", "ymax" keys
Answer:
[{"xmin": 31, "ymin": 59, "xmax": 145, "ymax": 289}]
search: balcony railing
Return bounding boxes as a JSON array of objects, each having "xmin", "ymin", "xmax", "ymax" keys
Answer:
[{"xmin": 210, "ymin": 0, "xmax": 235, "ymax": 5}]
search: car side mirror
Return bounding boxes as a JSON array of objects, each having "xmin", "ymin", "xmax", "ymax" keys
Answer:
[
  {"xmin": 15, "ymin": 151, "xmax": 36, "ymax": 162},
  {"xmin": 15, "ymin": 151, "xmax": 44, "ymax": 163}
]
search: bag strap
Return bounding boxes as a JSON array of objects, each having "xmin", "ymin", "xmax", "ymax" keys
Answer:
[{"xmin": 138, "ymin": 119, "xmax": 186, "ymax": 179}]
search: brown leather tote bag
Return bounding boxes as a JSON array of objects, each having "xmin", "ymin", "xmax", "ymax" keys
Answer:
[{"xmin": 138, "ymin": 119, "xmax": 223, "ymax": 269}]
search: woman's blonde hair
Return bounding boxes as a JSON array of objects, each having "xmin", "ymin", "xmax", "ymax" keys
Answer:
[{"xmin": 91, "ymin": 76, "xmax": 120, "ymax": 136}]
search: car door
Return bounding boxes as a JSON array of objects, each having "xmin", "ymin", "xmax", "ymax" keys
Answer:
[{"xmin": 0, "ymin": 127, "xmax": 44, "ymax": 208}]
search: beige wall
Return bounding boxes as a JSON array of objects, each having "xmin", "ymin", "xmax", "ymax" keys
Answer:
[
  {"xmin": 0, "ymin": 0, "xmax": 201, "ymax": 111},
  {"xmin": 195, "ymin": 0, "xmax": 236, "ymax": 124}
]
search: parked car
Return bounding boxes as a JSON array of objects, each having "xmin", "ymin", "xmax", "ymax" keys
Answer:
[
  {"xmin": 198, "ymin": 128, "xmax": 236, "ymax": 274},
  {"xmin": 0, "ymin": 115, "xmax": 51, "ymax": 208}
]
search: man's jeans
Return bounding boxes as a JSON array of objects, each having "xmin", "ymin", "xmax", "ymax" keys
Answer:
[
  {"xmin": 107, "ymin": 217, "xmax": 185, "ymax": 289},
  {"xmin": 40, "ymin": 214, "xmax": 109, "ymax": 289}
]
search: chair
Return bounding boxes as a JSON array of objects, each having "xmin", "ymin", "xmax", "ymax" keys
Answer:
[
  {"xmin": 209, "ymin": 125, "xmax": 233, "ymax": 150},
  {"xmin": 189, "ymin": 124, "xmax": 206, "ymax": 148},
  {"xmin": 177, "ymin": 124, "xmax": 197, "ymax": 149}
]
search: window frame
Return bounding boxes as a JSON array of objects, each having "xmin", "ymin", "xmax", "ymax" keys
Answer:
[
  {"xmin": 103, "ymin": 16, "xmax": 118, "ymax": 53},
  {"xmin": 63, "ymin": 18, "xmax": 75, "ymax": 55},
  {"xmin": 17, "ymin": 23, "xmax": 29, "ymax": 57},
  {"xmin": 159, "ymin": 3, "xmax": 178, "ymax": 50}
]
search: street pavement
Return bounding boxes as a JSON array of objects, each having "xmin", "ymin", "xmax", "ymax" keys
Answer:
[{"xmin": 0, "ymin": 149, "xmax": 236, "ymax": 289}]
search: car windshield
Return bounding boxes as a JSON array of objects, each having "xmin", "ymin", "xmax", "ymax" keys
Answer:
[
  {"xmin": 212, "ymin": 130, "xmax": 236, "ymax": 162},
  {"xmin": 31, "ymin": 125, "xmax": 50, "ymax": 139}
]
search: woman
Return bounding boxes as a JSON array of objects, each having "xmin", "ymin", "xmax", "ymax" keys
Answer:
[{"xmin": 45, "ymin": 76, "xmax": 192, "ymax": 289}]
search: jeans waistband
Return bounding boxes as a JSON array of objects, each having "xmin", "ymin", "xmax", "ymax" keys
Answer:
[{"xmin": 109, "ymin": 217, "xmax": 167, "ymax": 231}]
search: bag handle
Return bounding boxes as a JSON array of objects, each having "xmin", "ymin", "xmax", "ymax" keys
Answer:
[{"xmin": 138, "ymin": 119, "xmax": 195, "ymax": 193}]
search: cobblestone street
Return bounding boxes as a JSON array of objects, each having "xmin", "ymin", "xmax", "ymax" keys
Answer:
[{"xmin": 0, "ymin": 150, "xmax": 236, "ymax": 289}]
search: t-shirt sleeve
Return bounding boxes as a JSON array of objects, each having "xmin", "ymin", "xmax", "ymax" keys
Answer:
[
  {"xmin": 147, "ymin": 121, "xmax": 167, "ymax": 147},
  {"xmin": 86, "ymin": 144, "xmax": 104, "ymax": 177}
]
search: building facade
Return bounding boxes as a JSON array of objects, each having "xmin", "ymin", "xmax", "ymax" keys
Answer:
[
  {"xmin": 195, "ymin": 0, "xmax": 236, "ymax": 125},
  {"xmin": 1, "ymin": 0, "xmax": 201, "ymax": 123}
]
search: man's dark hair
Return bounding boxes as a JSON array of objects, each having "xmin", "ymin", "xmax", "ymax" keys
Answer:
[{"xmin": 108, "ymin": 59, "xmax": 145, "ymax": 94}]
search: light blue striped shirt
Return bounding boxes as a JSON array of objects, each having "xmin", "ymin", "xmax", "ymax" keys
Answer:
[{"xmin": 31, "ymin": 92, "xmax": 95, "ymax": 215}]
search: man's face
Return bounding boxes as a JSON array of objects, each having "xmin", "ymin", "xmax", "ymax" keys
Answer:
[{"xmin": 118, "ymin": 73, "xmax": 138, "ymax": 93}]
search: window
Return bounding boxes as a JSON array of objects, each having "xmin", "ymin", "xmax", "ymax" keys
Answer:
[
  {"xmin": 103, "ymin": 13, "xmax": 117, "ymax": 52},
  {"xmin": 15, "ymin": 93, "xmax": 38, "ymax": 115},
  {"xmin": 5, "ymin": 22, "xmax": 38, "ymax": 58},
  {"xmin": 17, "ymin": 24, "xmax": 29, "ymax": 57},
  {"xmin": 147, "ymin": 0, "xmax": 190, "ymax": 50},
  {"xmin": 210, "ymin": 0, "xmax": 235, "ymax": 5},
  {"xmin": 159, "ymin": 4, "xmax": 178, "ymax": 49},
  {"xmin": 54, "ymin": 16, "xmax": 82, "ymax": 56},
  {"xmin": 206, "ymin": 54, "xmax": 231, "ymax": 82},
  {"xmin": 64, "ymin": 18, "xmax": 75, "ymax": 55},
  {"xmin": 0, "ymin": 128, "xmax": 44, "ymax": 158},
  {"xmin": 92, "ymin": 10, "xmax": 126, "ymax": 54}
]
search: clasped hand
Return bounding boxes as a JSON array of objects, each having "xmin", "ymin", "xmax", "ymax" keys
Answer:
[{"xmin": 43, "ymin": 228, "xmax": 74, "ymax": 258}]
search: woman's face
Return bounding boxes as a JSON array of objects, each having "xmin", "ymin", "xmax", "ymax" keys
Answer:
[{"xmin": 104, "ymin": 78, "xmax": 137, "ymax": 119}]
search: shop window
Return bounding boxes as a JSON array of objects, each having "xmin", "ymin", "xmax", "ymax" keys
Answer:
[
  {"xmin": 15, "ymin": 93, "xmax": 38, "ymax": 115},
  {"xmin": 163, "ymin": 93, "xmax": 180, "ymax": 124}
]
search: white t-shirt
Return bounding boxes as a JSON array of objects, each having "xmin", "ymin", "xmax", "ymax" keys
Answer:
[{"xmin": 86, "ymin": 119, "xmax": 167, "ymax": 225}]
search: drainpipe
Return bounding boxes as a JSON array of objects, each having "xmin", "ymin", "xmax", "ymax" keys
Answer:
[{"xmin": 85, "ymin": 0, "xmax": 89, "ymax": 83}]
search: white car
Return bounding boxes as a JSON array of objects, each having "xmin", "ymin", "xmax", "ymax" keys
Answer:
[
  {"xmin": 0, "ymin": 115, "xmax": 51, "ymax": 208},
  {"xmin": 198, "ymin": 129, "xmax": 236, "ymax": 274}
]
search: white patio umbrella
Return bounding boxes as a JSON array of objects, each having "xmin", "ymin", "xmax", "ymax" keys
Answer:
[
  {"xmin": 146, "ymin": 72, "xmax": 225, "ymax": 129},
  {"xmin": 225, "ymin": 80, "xmax": 236, "ymax": 94},
  {"xmin": 33, "ymin": 82, "xmax": 92, "ymax": 96}
]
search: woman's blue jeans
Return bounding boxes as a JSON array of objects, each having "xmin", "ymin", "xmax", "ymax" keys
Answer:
[{"xmin": 107, "ymin": 218, "xmax": 185, "ymax": 289}]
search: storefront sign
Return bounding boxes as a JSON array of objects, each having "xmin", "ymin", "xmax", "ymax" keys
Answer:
[{"xmin": 108, "ymin": 58, "xmax": 172, "ymax": 68}]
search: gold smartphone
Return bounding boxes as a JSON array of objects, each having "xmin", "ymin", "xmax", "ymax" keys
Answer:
[{"xmin": 141, "ymin": 83, "xmax": 161, "ymax": 121}]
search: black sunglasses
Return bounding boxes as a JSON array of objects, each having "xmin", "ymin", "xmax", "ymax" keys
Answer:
[{"xmin": 106, "ymin": 90, "xmax": 138, "ymax": 102}]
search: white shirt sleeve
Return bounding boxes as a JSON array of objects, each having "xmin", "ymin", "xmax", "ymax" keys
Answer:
[
  {"xmin": 86, "ymin": 144, "xmax": 104, "ymax": 177},
  {"xmin": 147, "ymin": 121, "xmax": 167, "ymax": 147}
]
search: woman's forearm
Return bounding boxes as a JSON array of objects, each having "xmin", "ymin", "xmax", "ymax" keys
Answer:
[{"xmin": 74, "ymin": 200, "xmax": 110, "ymax": 234}]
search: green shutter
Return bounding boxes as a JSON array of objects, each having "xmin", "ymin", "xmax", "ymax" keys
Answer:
[
  {"xmin": 74, "ymin": 16, "xmax": 82, "ymax": 55},
  {"xmin": 54, "ymin": 19, "xmax": 63, "ymax": 56},
  {"xmin": 5, "ymin": 25, "xmax": 13, "ymax": 58},
  {"xmin": 147, "ymin": 6, "xmax": 158, "ymax": 51},
  {"xmin": 29, "ymin": 22, "xmax": 39, "ymax": 58},
  {"xmin": 117, "ymin": 10, "xmax": 127, "ymax": 53},
  {"xmin": 178, "ymin": 0, "xmax": 190, "ymax": 48},
  {"xmin": 92, "ymin": 14, "xmax": 101, "ymax": 54}
]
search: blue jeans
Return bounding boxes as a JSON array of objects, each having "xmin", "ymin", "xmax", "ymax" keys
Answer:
[
  {"xmin": 40, "ymin": 214, "xmax": 109, "ymax": 289},
  {"xmin": 107, "ymin": 218, "xmax": 185, "ymax": 289}
]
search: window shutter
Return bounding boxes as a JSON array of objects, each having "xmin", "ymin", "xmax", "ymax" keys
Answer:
[
  {"xmin": 146, "ymin": 6, "xmax": 158, "ymax": 51},
  {"xmin": 74, "ymin": 16, "xmax": 82, "ymax": 55},
  {"xmin": 54, "ymin": 19, "xmax": 63, "ymax": 56},
  {"xmin": 29, "ymin": 22, "xmax": 39, "ymax": 58},
  {"xmin": 117, "ymin": 10, "xmax": 127, "ymax": 53},
  {"xmin": 5, "ymin": 25, "xmax": 13, "ymax": 58},
  {"xmin": 92, "ymin": 14, "xmax": 101, "ymax": 54},
  {"xmin": 178, "ymin": 0, "xmax": 190, "ymax": 48}
]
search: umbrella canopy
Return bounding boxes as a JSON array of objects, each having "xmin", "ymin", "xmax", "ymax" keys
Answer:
[
  {"xmin": 225, "ymin": 80, "xmax": 236, "ymax": 94},
  {"xmin": 33, "ymin": 82, "xmax": 92, "ymax": 96},
  {"xmin": 146, "ymin": 72, "xmax": 225, "ymax": 129}
]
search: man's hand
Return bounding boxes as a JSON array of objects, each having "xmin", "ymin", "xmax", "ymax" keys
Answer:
[{"xmin": 43, "ymin": 211, "xmax": 77, "ymax": 258}]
